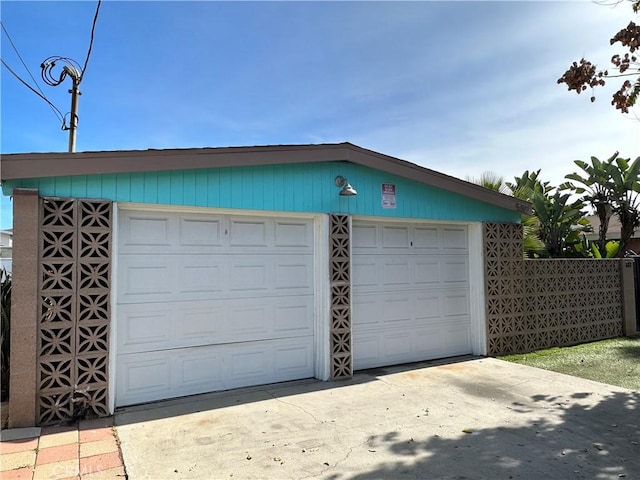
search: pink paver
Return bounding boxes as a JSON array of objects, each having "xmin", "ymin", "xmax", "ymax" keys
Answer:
[
  {"xmin": 36, "ymin": 442, "xmax": 79, "ymax": 466},
  {"xmin": 79, "ymin": 427, "xmax": 114, "ymax": 444},
  {"xmin": 79, "ymin": 451, "xmax": 123, "ymax": 476},
  {"xmin": 0, "ymin": 437, "xmax": 39, "ymax": 454}
]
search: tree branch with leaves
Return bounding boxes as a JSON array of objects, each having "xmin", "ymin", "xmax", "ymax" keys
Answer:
[{"xmin": 557, "ymin": 0, "xmax": 640, "ymax": 113}]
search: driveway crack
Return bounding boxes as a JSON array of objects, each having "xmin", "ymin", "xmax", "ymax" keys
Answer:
[
  {"xmin": 299, "ymin": 439, "xmax": 368, "ymax": 479},
  {"xmin": 262, "ymin": 390, "xmax": 373, "ymax": 440},
  {"xmin": 371, "ymin": 376, "xmax": 400, "ymax": 388},
  {"xmin": 263, "ymin": 390, "xmax": 322, "ymax": 423}
]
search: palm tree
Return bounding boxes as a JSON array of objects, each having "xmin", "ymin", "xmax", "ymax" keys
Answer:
[
  {"xmin": 465, "ymin": 171, "xmax": 511, "ymax": 195},
  {"xmin": 562, "ymin": 153, "xmax": 640, "ymax": 256},
  {"xmin": 561, "ymin": 153, "xmax": 617, "ymax": 254},
  {"xmin": 467, "ymin": 171, "xmax": 545, "ymax": 257},
  {"xmin": 507, "ymin": 170, "xmax": 591, "ymax": 258},
  {"xmin": 531, "ymin": 190, "xmax": 589, "ymax": 258},
  {"xmin": 609, "ymin": 156, "xmax": 640, "ymax": 254}
]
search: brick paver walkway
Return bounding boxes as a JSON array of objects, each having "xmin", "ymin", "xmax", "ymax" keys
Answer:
[{"xmin": 0, "ymin": 417, "xmax": 126, "ymax": 479}]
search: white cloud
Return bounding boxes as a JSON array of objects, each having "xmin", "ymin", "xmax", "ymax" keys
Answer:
[{"xmin": 331, "ymin": 1, "xmax": 640, "ymax": 189}]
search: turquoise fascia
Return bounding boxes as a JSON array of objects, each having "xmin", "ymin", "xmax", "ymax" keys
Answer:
[{"xmin": 1, "ymin": 161, "xmax": 520, "ymax": 223}]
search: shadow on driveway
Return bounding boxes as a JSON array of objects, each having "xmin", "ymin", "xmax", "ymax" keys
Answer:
[
  {"xmin": 115, "ymin": 358, "xmax": 639, "ymax": 480},
  {"xmin": 349, "ymin": 389, "xmax": 639, "ymax": 480}
]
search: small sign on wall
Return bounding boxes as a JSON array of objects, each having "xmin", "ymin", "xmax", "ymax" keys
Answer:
[{"xmin": 381, "ymin": 183, "xmax": 396, "ymax": 209}]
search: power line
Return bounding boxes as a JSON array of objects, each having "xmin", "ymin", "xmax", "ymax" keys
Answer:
[
  {"xmin": 0, "ymin": 21, "xmax": 64, "ymax": 124},
  {"xmin": 1, "ymin": 58, "xmax": 66, "ymax": 126},
  {"xmin": 80, "ymin": 0, "xmax": 102, "ymax": 80},
  {"xmin": 0, "ymin": 22, "xmax": 45, "ymax": 96}
]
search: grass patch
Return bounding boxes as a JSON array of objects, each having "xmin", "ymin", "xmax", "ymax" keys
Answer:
[{"xmin": 499, "ymin": 336, "xmax": 640, "ymax": 391}]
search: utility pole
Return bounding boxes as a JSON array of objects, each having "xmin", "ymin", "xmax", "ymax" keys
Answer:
[
  {"xmin": 41, "ymin": 58, "xmax": 83, "ymax": 153},
  {"xmin": 36, "ymin": 0, "xmax": 100, "ymax": 153},
  {"xmin": 67, "ymin": 70, "xmax": 81, "ymax": 153}
]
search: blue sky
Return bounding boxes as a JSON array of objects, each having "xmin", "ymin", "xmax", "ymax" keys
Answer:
[{"xmin": 1, "ymin": 1, "xmax": 639, "ymax": 230}]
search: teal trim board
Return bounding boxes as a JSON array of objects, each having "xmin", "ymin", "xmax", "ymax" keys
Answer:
[{"xmin": 2, "ymin": 161, "xmax": 519, "ymax": 223}]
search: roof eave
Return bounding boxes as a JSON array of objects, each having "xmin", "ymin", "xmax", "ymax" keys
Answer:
[
  {"xmin": 343, "ymin": 145, "xmax": 531, "ymax": 215},
  {"xmin": 1, "ymin": 142, "xmax": 530, "ymax": 214}
]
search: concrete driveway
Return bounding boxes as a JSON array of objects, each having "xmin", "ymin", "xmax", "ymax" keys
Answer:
[{"xmin": 115, "ymin": 358, "xmax": 639, "ymax": 479}]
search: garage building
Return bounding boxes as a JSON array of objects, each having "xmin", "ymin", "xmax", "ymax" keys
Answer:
[{"xmin": 1, "ymin": 143, "xmax": 524, "ymax": 425}]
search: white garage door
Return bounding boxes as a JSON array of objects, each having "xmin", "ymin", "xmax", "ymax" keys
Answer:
[
  {"xmin": 115, "ymin": 209, "xmax": 315, "ymax": 406},
  {"xmin": 352, "ymin": 220, "xmax": 472, "ymax": 370}
]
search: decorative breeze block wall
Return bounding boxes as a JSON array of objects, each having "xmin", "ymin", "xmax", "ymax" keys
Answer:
[
  {"xmin": 484, "ymin": 222, "xmax": 623, "ymax": 356},
  {"xmin": 329, "ymin": 214, "xmax": 352, "ymax": 379},
  {"xmin": 38, "ymin": 198, "xmax": 112, "ymax": 424}
]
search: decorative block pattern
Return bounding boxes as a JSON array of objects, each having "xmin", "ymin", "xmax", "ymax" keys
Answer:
[
  {"xmin": 484, "ymin": 222, "xmax": 623, "ymax": 356},
  {"xmin": 38, "ymin": 198, "xmax": 112, "ymax": 424},
  {"xmin": 329, "ymin": 214, "xmax": 352, "ymax": 379}
]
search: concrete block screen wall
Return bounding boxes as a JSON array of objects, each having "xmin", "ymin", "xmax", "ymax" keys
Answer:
[{"xmin": 483, "ymin": 222, "xmax": 635, "ymax": 356}]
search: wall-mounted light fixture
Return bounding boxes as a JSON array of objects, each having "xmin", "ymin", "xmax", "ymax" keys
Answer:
[{"xmin": 335, "ymin": 176, "xmax": 357, "ymax": 196}]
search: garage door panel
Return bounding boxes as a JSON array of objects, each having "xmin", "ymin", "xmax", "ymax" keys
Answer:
[
  {"xmin": 117, "ymin": 337, "xmax": 314, "ymax": 407},
  {"xmin": 123, "ymin": 214, "xmax": 174, "ymax": 247},
  {"xmin": 352, "ymin": 335, "xmax": 381, "ymax": 368},
  {"xmin": 413, "ymin": 226, "xmax": 439, "ymax": 249},
  {"xmin": 179, "ymin": 217, "xmax": 223, "ymax": 246},
  {"xmin": 274, "ymin": 304, "xmax": 313, "ymax": 332},
  {"xmin": 415, "ymin": 294, "xmax": 442, "ymax": 319},
  {"xmin": 382, "ymin": 261, "xmax": 411, "ymax": 286},
  {"xmin": 181, "ymin": 307, "xmax": 222, "ymax": 339},
  {"xmin": 354, "ymin": 292, "xmax": 447, "ymax": 330},
  {"xmin": 229, "ymin": 219, "xmax": 268, "ymax": 246},
  {"xmin": 384, "ymin": 332, "xmax": 414, "ymax": 358},
  {"xmin": 230, "ymin": 263, "xmax": 267, "ymax": 291},
  {"xmin": 274, "ymin": 343, "xmax": 314, "ymax": 374},
  {"xmin": 351, "ymin": 296, "xmax": 378, "ymax": 328},
  {"xmin": 382, "ymin": 225, "xmax": 410, "ymax": 248},
  {"xmin": 274, "ymin": 221, "xmax": 312, "ymax": 247},
  {"xmin": 382, "ymin": 295, "xmax": 413, "ymax": 324},
  {"xmin": 351, "ymin": 255, "xmax": 467, "ymax": 294},
  {"xmin": 180, "ymin": 352, "xmax": 223, "ymax": 389},
  {"xmin": 117, "ymin": 354, "xmax": 173, "ymax": 403},
  {"xmin": 180, "ymin": 264, "xmax": 223, "ymax": 293},
  {"xmin": 352, "ymin": 220, "xmax": 471, "ymax": 370},
  {"xmin": 118, "ymin": 307, "xmax": 174, "ymax": 350},
  {"xmin": 354, "ymin": 322, "xmax": 471, "ymax": 370},
  {"xmin": 352, "ymin": 224, "xmax": 377, "ymax": 249},
  {"xmin": 354, "ymin": 329, "xmax": 443, "ymax": 371},
  {"xmin": 442, "ymin": 259, "xmax": 469, "ymax": 283},
  {"xmin": 352, "ymin": 260, "xmax": 377, "ymax": 287},
  {"xmin": 445, "ymin": 323, "xmax": 472, "ymax": 354},
  {"xmin": 231, "ymin": 306, "xmax": 270, "ymax": 335},
  {"xmin": 118, "ymin": 254, "xmax": 313, "ymax": 303},
  {"xmin": 444, "ymin": 292, "xmax": 470, "ymax": 317},
  {"xmin": 230, "ymin": 297, "xmax": 314, "ymax": 342},
  {"xmin": 121, "ymin": 262, "xmax": 172, "ymax": 297},
  {"xmin": 275, "ymin": 262, "xmax": 313, "ymax": 290},
  {"xmin": 415, "ymin": 260, "xmax": 440, "ymax": 284},
  {"xmin": 228, "ymin": 255, "xmax": 313, "ymax": 293},
  {"xmin": 442, "ymin": 227, "xmax": 468, "ymax": 251},
  {"xmin": 229, "ymin": 348, "xmax": 269, "ymax": 378},
  {"xmin": 118, "ymin": 297, "xmax": 313, "ymax": 354},
  {"xmin": 118, "ymin": 211, "xmax": 313, "ymax": 255},
  {"xmin": 120, "ymin": 304, "xmax": 245, "ymax": 353},
  {"xmin": 413, "ymin": 329, "xmax": 446, "ymax": 358}
]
